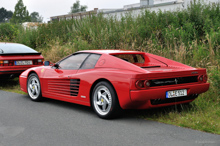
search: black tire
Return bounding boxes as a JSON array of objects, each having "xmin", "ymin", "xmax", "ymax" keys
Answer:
[
  {"xmin": 27, "ymin": 73, "xmax": 43, "ymax": 101},
  {"xmin": 91, "ymin": 81, "xmax": 122, "ymax": 119}
]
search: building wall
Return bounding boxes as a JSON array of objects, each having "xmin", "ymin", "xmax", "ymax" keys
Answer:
[
  {"xmin": 50, "ymin": 0, "xmax": 220, "ymax": 22},
  {"xmin": 101, "ymin": 0, "xmax": 220, "ymax": 20},
  {"xmin": 101, "ymin": 3, "xmax": 183, "ymax": 20}
]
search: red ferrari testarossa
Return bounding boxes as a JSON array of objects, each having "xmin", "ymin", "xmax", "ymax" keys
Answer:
[
  {"xmin": 0, "ymin": 42, "xmax": 44, "ymax": 78},
  {"xmin": 19, "ymin": 50, "xmax": 209, "ymax": 119}
]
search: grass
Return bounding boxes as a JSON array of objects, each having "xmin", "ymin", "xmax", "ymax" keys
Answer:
[
  {"xmin": 0, "ymin": 78, "xmax": 26, "ymax": 95},
  {"xmin": 143, "ymin": 94, "xmax": 220, "ymax": 134},
  {"xmin": 0, "ymin": 1, "xmax": 219, "ymax": 134}
]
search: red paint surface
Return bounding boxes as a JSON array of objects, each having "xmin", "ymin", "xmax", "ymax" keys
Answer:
[{"xmin": 19, "ymin": 50, "xmax": 210, "ymax": 109}]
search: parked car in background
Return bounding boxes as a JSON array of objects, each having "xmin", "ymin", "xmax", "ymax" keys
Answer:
[
  {"xmin": 19, "ymin": 50, "xmax": 209, "ymax": 119},
  {"xmin": 0, "ymin": 43, "xmax": 44, "ymax": 78}
]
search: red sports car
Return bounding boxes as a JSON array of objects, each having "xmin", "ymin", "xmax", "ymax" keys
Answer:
[
  {"xmin": 19, "ymin": 50, "xmax": 209, "ymax": 119},
  {"xmin": 0, "ymin": 43, "xmax": 44, "ymax": 78}
]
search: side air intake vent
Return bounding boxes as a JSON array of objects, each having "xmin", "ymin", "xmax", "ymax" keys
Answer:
[{"xmin": 70, "ymin": 79, "xmax": 80, "ymax": 96}]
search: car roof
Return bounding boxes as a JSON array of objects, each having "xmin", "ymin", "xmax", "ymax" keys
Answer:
[
  {"xmin": 78, "ymin": 50, "xmax": 144, "ymax": 55},
  {"xmin": 0, "ymin": 42, "xmax": 38, "ymax": 54}
]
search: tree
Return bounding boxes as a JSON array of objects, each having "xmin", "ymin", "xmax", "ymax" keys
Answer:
[
  {"xmin": 10, "ymin": 0, "xmax": 31, "ymax": 23},
  {"xmin": 0, "ymin": 7, "xmax": 13, "ymax": 23},
  {"xmin": 30, "ymin": 12, "xmax": 43, "ymax": 22},
  {"xmin": 69, "ymin": 0, "xmax": 88, "ymax": 14}
]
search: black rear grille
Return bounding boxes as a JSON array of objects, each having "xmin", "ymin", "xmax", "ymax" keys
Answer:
[
  {"xmin": 70, "ymin": 79, "xmax": 80, "ymax": 96},
  {"xmin": 151, "ymin": 95, "xmax": 198, "ymax": 105},
  {"xmin": 150, "ymin": 76, "xmax": 198, "ymax": 87}
]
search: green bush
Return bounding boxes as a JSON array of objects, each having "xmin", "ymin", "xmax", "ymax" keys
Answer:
[{"xmin": 0, "ymin": 23, "xmax": 20, "ymax": 41}]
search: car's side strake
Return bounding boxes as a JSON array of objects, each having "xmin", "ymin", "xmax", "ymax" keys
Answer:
[
  {"xmin": 48, "ymin": 79, "xmax": 71, "ymax": 96},
  {"xmin": 70, "ymin": 79, "xmax": 80, "ymax": 96}
]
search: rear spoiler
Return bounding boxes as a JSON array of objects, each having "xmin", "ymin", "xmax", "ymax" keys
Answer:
[{"xmin": 0, "ymin": 52, "xmax": 41, "ymax": 56}]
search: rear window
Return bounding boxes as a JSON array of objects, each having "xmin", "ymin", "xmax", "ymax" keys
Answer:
[
  {"xmin": 113, "ymin": 54, "xmax": 145, "ymax": 63},
  {"xmin": 0, "ymin": 43, "xmax": 38, "ymax": 54}
]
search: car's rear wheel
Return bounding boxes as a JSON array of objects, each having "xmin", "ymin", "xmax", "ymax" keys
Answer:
[
  {"xmin": 27, "ymin": 73, "xmax": 43, "ymax": 101},
  {"xmin": 92, "ymin": 81, "xmax": 122, "ymax": 119}
]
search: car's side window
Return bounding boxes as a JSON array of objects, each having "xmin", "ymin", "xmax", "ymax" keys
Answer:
[
  {"xmin": 80, "ymin": 54, "xmax": 101, "ymax": 69},
  {"xmin": 59, "ymin": 53, "xmax": 89, "ymax": 70}
]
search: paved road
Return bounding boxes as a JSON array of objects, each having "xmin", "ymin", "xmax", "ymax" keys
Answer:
[{"xmin": 0, "ymin": 90, "xmax": 219, "ymax": 146}]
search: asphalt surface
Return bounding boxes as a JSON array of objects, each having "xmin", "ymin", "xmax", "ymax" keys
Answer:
[{"xmin": 0, "ymin": 90, "xmax": 219, "ymax": 146}]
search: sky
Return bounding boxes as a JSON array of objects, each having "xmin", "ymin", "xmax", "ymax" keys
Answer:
[{"xmin": 0, "ymin": 0, "xmax": 140, "ymax": 22}]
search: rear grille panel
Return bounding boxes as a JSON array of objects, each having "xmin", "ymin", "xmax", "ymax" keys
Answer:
[
  {"xmin": 70, "ymin": 79, "xmax": 80, "ymax": 96},
  {"xmin": 150, "ymin": 76, "xmax": 198, "ymax": 87}
]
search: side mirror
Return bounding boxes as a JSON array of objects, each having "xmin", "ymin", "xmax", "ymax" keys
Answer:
[
  {"xmin": 44, "ymin": 61, "xmax": 51, "ymax": 66},
  {"xmin": 53, "ymin": 64, "xmax": 60, "ymax": 69}
]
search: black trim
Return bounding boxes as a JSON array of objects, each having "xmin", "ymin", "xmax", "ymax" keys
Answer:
[
  {"xmin": 0, "ymin": 70, "xmax": 25, "ymax": 73},
  {"xmin": 0, "ymin": 53, "xmax": 41, "ymax": 56},
  {"xmin": 150, "ymin": 76, "xmax": 198, "ymax": 87},
  {"xmin": 70, "ymin": 79, "xmax": 80, "ymax": 96},
  {"xmin": 142, "ymin": 66, "xmax": 161, "ymax": 68},
  {"xmin": 150, "ymin": 95, "xmax": 198, "ymax": 105},
  {"xmin": 79, "ymin": 54, "xmax": 92, "ymax": 69},
  {"xmin": 79, "ymin": 54, "xmax": 101, "ymax": 70}
]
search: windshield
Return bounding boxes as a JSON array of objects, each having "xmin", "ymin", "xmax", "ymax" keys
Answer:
[{"xmin": 0, "ymin": 43, "xmax": 38, "ymax": 54}]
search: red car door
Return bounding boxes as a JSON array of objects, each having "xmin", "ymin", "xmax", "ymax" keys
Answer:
[{"xmin": 42, "ymin": 53, "xmax": 90, "ymax": 101}]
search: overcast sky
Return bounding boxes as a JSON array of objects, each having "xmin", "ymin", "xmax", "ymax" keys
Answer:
[{"xmin": 0, "ymin": 0, "xmax": 140, "ymax": 22}]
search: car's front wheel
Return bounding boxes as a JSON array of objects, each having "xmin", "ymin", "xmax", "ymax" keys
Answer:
[
  {"xmin": 27, "ymin": 73, "xmax": 43, "ymax": 101},
  {"xmin": 92, "ymin": 81, "xmax": 122, "ymax": 119}
]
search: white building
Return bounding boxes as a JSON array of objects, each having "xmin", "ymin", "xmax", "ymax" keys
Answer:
[{"xmin": 50, "ymin": 0, "xmax": 220, "ymax": 21}]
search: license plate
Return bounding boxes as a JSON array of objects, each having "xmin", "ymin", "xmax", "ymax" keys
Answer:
[
  {"xmin": 15, "ymin": 60, "xmax": 33, "ymax": 65},
  {"xmin": 166, "ymin": 89, "xmax": 187, "ymax": 98}
]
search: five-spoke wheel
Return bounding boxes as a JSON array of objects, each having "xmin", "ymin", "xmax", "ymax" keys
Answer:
[
  {"xmin": 27, "ymin": 73, "xmax": 42, "ymax": 101},
  {"xmin": 92, "ymin": 81, "xmax": 121, "ymax": 119}
]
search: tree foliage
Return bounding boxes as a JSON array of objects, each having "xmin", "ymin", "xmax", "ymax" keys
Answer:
[
  {"xmin": 30, "ymin": 12, "xmax": 43, "ymax": 22},
  {"xmin": 69, "ymin": 0, "xmax": 88, "ymax": 14},
  {"xmin": 0, "ymin": 7, "xmax": 13, "ymax": 23},
  {"xmin": 10, "ymin": 0, "xmax": 31, "ymax": 23}
]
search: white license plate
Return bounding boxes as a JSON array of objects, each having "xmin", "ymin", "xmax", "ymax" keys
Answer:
[
  {"xmin": 166, "ymin": 89, "xmax": 187, "ymax": 98},
  {"xmin": 15, "ymin": 60, "xmax": 33, "ymax": 65}
]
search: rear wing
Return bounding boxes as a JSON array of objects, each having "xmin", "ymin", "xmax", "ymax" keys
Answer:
[{"xmin": 0, "ymin": 52, "xmax": 41, "ymax": 56}]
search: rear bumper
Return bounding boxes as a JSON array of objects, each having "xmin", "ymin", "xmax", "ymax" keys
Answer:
[
  {"xmin": 0, "ymin": 70, "xmax": 25, "ymax": 74},
  {"xmin": 130, "ymin": 83, "xmax": 209, "ymax": 109},
  {"xmin": 0, "ymin": 65, "xmax": 41, "ymax": 75}
]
